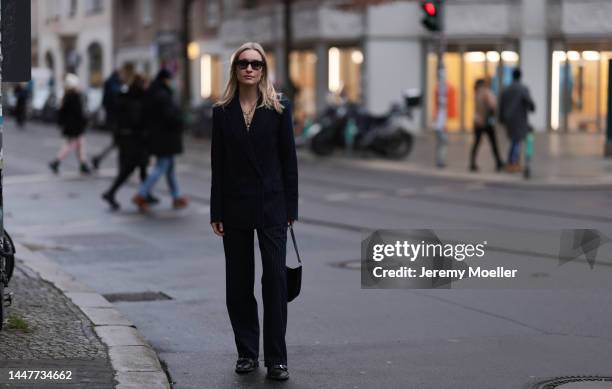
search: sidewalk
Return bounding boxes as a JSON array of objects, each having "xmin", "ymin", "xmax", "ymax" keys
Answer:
[
  {"xmin": 0, "ymin": 243, "xmax": 171, "ymax": 389},
  {"xmin": 0, "ymin": 263, "xmax": 114, "ymax": 388},
  {"xmin": 296, "ymin": 131, "xmax": 612, "ymax": 188}
]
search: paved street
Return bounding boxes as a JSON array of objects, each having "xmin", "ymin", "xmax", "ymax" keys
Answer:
[{"xmin": 2, "ymin": 119, "xmax": 612, "ymax": 389}]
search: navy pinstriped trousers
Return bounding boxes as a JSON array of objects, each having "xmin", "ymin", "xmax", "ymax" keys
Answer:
[{"xmin": 222, "ymin": 225, "xmax": 288, "ymax": 366}]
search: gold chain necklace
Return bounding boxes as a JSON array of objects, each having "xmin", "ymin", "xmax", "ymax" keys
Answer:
[{"xmin": 241, "ymin": 101, "xmax": 257, "ymax": 130}]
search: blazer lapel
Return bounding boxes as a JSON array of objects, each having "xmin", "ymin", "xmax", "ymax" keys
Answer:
[{"xmin": 228, "ymin": 95, "xmax": 263, "ymax": 177}]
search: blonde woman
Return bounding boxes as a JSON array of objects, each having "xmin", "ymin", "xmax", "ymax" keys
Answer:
[{"xmin": 210, "ymin": 42, "xmax": 298, "ymax": 381}]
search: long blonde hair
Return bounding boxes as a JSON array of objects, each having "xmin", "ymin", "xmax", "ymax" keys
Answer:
[{"xmin": 215, "ymin": 42, "xmax": 285, "ymax": 114}]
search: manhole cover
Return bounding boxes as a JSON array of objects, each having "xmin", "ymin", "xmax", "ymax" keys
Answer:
[
  {"xmin": 534, "ymin": 377, "xmax": 612, "ymax": 389},
  {"xmin": 103, "ymin": 291, "xmax": 173, "ymax": 303}
]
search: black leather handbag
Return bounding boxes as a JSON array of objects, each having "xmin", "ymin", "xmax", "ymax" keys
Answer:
[{"xmin": 287, "ymin": 225, "xmax": 302, "ymax": 302}]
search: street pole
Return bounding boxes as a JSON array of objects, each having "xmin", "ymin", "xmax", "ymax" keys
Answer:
[
  {"xmin": 605, "ymin": 59, "xmax": 612, "ymax": 157},
  {"xmin": 181, "ymin": 0, "xmax": 194, "ymax": 111},
  {"xmin": 0, "ymin": 0, "xmax": 3, "ymax": 237},
  {"xmin": 434, "ymin": 0, "xmax": 447, "ymax": 168},
  {"xmin": 283, "ymin": 0, "xmax": 295, "ymax": 104}
]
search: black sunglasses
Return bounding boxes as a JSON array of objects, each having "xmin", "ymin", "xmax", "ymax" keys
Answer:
[{"xmin": 235, "ymin": 59, "xmax": 265, "ymax": 71}]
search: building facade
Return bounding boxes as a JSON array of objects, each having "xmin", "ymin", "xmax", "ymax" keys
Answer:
[
  {"xmin": 188, "ymin": 0, "xmax": 365, "ymax": 128},
  {"xmin": 36, "ymin": 0, "xmax": 611, "ymax": 133},
  {"xmin": 113, "ymin": 0, "xmax": 183, "ymax": 81},
  {"xmin": 35, "ymin": 0, "xmax": 113, "ymax": 112},
  {"xmin": 187, "ymin": 0, "xmax": 611, "ymax": 133}
]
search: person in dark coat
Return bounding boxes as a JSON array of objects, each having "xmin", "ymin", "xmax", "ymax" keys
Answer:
[
  {"xmin": 101, "ymin": 74, "xmax": 151, "ymax": 210},
  {"xmin": 14, "ymin": 84, "xmax": 28, "ymax": 128},
  {"xmin": 131, "ymin": 69, "xmax": 188, "ymax": 211},
  {"xmin": 92, "ymin": 69, "xmax": 125, "ymax": 169},
  {"xmin": 499, "ymin": 69, "xmax": 535, "ymax": 172},
  {"xmin": 49, "ymin": 74, "xmax": 92, "ymax": 175},
  {"xmin": 210, "ymin": 42, "xmax": 298, "ymax": 381}
]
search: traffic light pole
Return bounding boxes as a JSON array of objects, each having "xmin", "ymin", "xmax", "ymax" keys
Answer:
[
  {"xmin": 0, "ymin": 0, "xmax": 4, "ymax": 236},
  {"xmin": 434, "ymin": 0, "xmax": 447, "ymax": 168},
  {"xmin": 606, "ymin": 59, "xmax": 612, "ymax": 157}
]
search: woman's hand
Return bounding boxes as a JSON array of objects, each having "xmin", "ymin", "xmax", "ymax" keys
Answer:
[
  {"xmin": 288, "ymin": 219, "xmax": 294, "ymax": 227},
  {"xmin": 211, "ymin": 222, "xmax": 224, "ymax": 237}
]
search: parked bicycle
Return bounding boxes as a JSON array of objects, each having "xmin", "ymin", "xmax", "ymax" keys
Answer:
[{"xmin": 0, "ymin": 230, "xmax": 16, "ymax": 330}]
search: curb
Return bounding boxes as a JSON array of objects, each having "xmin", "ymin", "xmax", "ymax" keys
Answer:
[
  {"xmin": 13, "ymin": 241, "xmax": 171, "ymax": 389},
  {"xmin": 297, "ymin": 151, "xmax": 612, "ymax": 189}
]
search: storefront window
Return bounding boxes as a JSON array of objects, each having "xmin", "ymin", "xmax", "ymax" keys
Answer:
[
  {"xmin": 601, "ymin": 52, "xmax": 612, "ymax": 131},
  {"xmin": 200, "ymin": 54, "xmax": 222, "ymax": 100},
  {"xmin": 290, "ymin": 50, "xmax": 317, "ymax": 126},
  {"xmin": 427, "ymin": 52, "xmax": 461, "ymax": 132},
  {"xmin": 551, "ymin": 50, "xmax": 609, "ymax": 133},
  {"xmin": 87, "ymin": 42, "xmax": 103, "ymax": 88},
  {"xmin": 328, "ymin": 47, "xmax": 363, "ymax": 104},
  {"xmin": 464, "ymin": 52, "xmax": 487, "ymax": 132},
  {"xmin": 428, "ymin": 50, "xmax": 518, "ymax": 132},
  {"xmin": 266, "ymin": 53, "xmax": 276, "ymax": 86}
]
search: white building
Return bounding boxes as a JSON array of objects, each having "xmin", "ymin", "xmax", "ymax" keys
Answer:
[
  {"xmin": 191, "ymin": 0, "xmax": 611, "ymax": 133},
  {"xmin": 34, "ymin": 0, "xmax": 113, "ymax": 112}
]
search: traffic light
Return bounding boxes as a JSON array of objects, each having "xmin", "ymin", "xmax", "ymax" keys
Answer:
[{"xmin": 421, "ymin": 0, "xmax": 441, "ymax": 32}]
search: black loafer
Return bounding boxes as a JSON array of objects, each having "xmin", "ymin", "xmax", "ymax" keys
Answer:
[
  {"xmin": 235, "ymin": 358, "xmax": 259, "ymax": 374},
  {"xmin": 266, "ymin": 364, "xmax": 289, "ymax": 381}
]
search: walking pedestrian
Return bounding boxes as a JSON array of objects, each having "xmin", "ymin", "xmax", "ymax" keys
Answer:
[
  {"xmin": 48, "ymin": 74, "xmax": 92, "ymax": 175},
  {"xmin": 523, "ymin": 125, "xmax": 534, "ymax": 180},
  {"xmin": 209, "ymin": 42, "xmax": 298, "ymax": 381},
  {"xmin": 131, "ymin": 69, "xmax": 188, "ymax": 211},
  {"xmin": 91, "ymin": 69, "xmax": 124, "ymax": 170},
  {"xmin": 499, "ymin": 69, "xmax": 535, "ymax": 173},
  {"xmin": 13, "ymin": 84, "xmax": 28, "ymax": 128},
  {"xmin": 101, "ymin": 74, "xmax": 153, "ymax": 211},
  {"xmin": 469, "ymin": 79, "xmax": 504, "ymax": 172}
]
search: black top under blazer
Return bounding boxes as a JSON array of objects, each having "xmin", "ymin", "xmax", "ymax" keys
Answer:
[{"xmin": 210, "ymin": 93, "xmax": 298, "ymax": 229}]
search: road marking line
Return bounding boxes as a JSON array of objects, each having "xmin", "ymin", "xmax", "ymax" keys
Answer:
[
  {"xmin": 356, "ymin": 190, "xmax": 385, "ymax": 199},
  {"xmin": 325, "ymin": 193, "xmax": 352, "ymax": 202},
  {"xmin": 395, "ymin": 188, "xmax": 417, "ymax": 196},
  {"xmin": 464, "ymin": 182, "xmax": 486, "ymax": 191},
  {"xmin": 4, "ymin": 164, "xmax": 192, "ymax": 185},
  {"xmin": 421, "ymin": 185, "xmax": 449, "ymax": 194}
]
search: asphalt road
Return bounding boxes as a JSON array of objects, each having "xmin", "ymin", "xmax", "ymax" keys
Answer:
[{"xmin": 3, "ymin": 119, "xmax": 612, "ymax": 389}]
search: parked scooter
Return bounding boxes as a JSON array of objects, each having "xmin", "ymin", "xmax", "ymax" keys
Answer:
[{"xmin": 304, "ymin": 90, "xmax": 421, "ymax": 159}]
